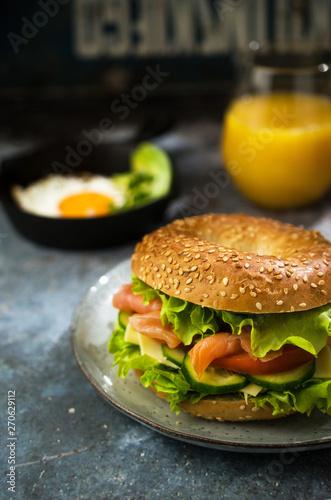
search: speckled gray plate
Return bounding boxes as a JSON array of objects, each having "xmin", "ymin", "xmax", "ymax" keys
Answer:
[{"xmin": 71, "ymin": 260, "xmax": 331, "ymax": 453}]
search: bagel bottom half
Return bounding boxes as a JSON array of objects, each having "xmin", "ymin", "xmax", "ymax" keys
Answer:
[{"xmin": 133, "ymin": 369, "xmax": 291, "ymax": 422}]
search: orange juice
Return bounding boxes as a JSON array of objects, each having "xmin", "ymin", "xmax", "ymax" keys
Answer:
[{"xmin": 222, "ymin": 93, "xmax": 331, "ymax": 208}]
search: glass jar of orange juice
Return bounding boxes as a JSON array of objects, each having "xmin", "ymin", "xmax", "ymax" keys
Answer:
[{"xmin": 222, "ymin": 46, "xmax": 331, "ymax": 209}]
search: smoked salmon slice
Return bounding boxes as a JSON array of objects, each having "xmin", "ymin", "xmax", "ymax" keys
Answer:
[
  {"xmin": 129, "ymin": 311, "xmax": 182, "ymax": 348},
  {"xmin": 113, "ymin": 284, "xmax": 162, "ymax": 314},
  {"xmin": 189, "ymin": 333, "xmax": 242, "ymax": 379},
  {"xmin": 189, "ymin": 330, "xmax": 285, "ymax": 379}
]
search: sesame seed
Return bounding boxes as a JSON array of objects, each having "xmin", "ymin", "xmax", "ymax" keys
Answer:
[
  {"xmin": 175, "ymin": 290, "xmax": 181, "ymax": 295},
  {"xmin": 168, "ymin": 257, "xmax": 173, "ymax": 264},
  {"xmin": 259, "ymin": 266, "xmax": 265, "ymax": 273},
  {"xmin": 318, "ymin": 272, "xmax": 324, "ymax": 277},
  {"xmin": 184, "ymin": 288, "xmax": 191, "ymax": 293},
  {"xmin": 299, "ymin": 303, "xmax": 307, "ymax": 307},
  {"xmin": 239, "ymin": 405, "xmax": 246, "ymax": 410},
  {"xmin": 250, "ymin": 291, "xmax": 257, "ymax": 297},
  {"xmin": 230, "ymin": 294, "xmax": 238, "ymax": 299},
  {"xmin": 318, "ymin": 280, "xmax": 325, "ymax": 286},
  {"xmin": 256, "ymin": 302, "xmax": 262, "ymax": 311},
  {"xmin": 276, "ymin": 300, "xmax": 283, "ymax": 306},
  {"xmin": 293, "ymin": 284, "xmax": 298, "ymax": 290},
  {"xmin": 223, "ymin": 278, "xmax": 228, "ymax": 286},
  {"xmin": 323, "ymin": 259, "xmax": 329, "ymax": 266},
  {"xmin": 245, "ymin": 415, "xmax": 253, "ymax": 419},
  {"xmin": 311, "ymin": 283, "xmax": 317, "ymax": 288},
  {"xmin": 284, "ymin": 288, "xmax": 288, "ymax": 294},
  {"xmin": 244, "ymin": 263, "xmax": 249, "ymax": 268},
  {"xmin": 321, "ymin": 290, "xmax": 327, "ymax": 295},
  {"xmin": 191, "ymin": 265, "xmax": 198, "ymax": 271},
  {"xmin": 202, "ymin": 293, "xmax": 209, "ymax": 298},
  {"xmin": 223, "ymin": 257, "xmax": 229, "ymax": 262},
  {"xmin": 268, "ymin": 266, "xmax": 274, "ymax": 272},
  {"xmin": 220, "ymin": 291, "xmax": 226, "ymax": 297},
  {"xmin": 275, "ymin": 274, "xmax": 283, "ymax": 280},
  {"xmin": 186, "ymin": 278, "xmax": 193, "ymax": 284},
  {"xmin": 303, "ymin": 275, "xmax": 308, "ymax": 283},
  {"xmin": 239, "ymin": 287, "xmax": 245, "ymax": 294}
]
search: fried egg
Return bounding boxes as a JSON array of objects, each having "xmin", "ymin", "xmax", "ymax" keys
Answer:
[{"xmin": 12, "ymin": 174, "xmax": 126, "ymax": 218}]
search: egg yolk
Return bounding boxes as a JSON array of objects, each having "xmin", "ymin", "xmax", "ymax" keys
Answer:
[{"xmin": 59, "ymin": 192, "xmax": 113, "ymax": 218}]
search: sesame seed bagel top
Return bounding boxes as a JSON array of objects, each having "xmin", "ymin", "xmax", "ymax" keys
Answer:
[{"xmin": 131, "ymin": 213, "xmax": 331, "ymax": 313}]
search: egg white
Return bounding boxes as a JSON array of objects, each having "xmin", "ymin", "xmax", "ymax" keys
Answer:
[{"xmin": 12, "ymin": 174, "xmax": 126, "ymax": 218}]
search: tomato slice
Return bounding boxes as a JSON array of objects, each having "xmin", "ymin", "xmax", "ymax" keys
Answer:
[{"xmin": 211, "ymin": 345, "xmax": 314, "ymax": 375}]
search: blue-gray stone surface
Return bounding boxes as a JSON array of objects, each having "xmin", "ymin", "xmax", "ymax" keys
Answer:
[{"xmin": 1, "ymin": 122, "xmax": 331, "ymax": 500}]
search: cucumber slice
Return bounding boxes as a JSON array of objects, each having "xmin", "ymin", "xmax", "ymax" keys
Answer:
[
  {"xmin": 161, "ymin": 345, "xmax": 186, "ymax": 367},
  {"xmin": 246, "ymin": 360, "xmax": 315, "ymax": 391},
  {"xmin": 182, "ymin": 353, "xmax": 247, "ymax": 395},
  {"xmin": 118, "ymin": 310, "xmax": 132, "ymax": 329}
]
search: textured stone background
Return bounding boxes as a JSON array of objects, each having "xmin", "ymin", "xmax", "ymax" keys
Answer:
[{"xmin": 1, "ymin": 118, "xmax": 331, "ymax": 500}]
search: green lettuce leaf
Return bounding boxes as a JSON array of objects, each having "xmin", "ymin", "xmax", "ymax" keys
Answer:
[
  {"xmin": 221, "ymin": 306, "xmax": 331, "ymax": 358},
  {"xmin": 132, "ymin": 275, "xmax": 331, "ymax": 357},
  {"xmin": 110, "ymin": 278, "xmax": 331, "ymax": 416},
  {"xmin": 108, "ymin": 320, "xmax": 195, "ymax": 413},
  {"xmin": 251, "ymin": 378, "xmax": 331, "ymax": 416},
  {"xmin": 132, "ymin": 275, "xmax": 220, "ymax": 344}
]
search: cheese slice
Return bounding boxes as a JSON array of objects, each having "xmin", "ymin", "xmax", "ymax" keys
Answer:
[
  {"xmin": 313, "ymin": 345, "xmax": 331, "ymax": 378},
  {"xmin": 137, "ymin": 332, "xmax": 177, "ymax": 368},
  {"xmin": 125, "ymin": 323, "xmax": 177, "ymax": 368},
  {"xmin": 124, "ymin": 323, "xmax": 140, "ymax": 345},
  {"xmin": 240, "ymin": 383, "xmax": 263, "ymax": 404}
]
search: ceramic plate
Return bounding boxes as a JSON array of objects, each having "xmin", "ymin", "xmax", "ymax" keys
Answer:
[{"xmin": 71, "ymin": 260, "xmax": 331, "ymax": 453}]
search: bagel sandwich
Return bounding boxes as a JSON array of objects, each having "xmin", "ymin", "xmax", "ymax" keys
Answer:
[{"xmin": 109, "ymin": 213, "xmax": 331, "ymax": 421}]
